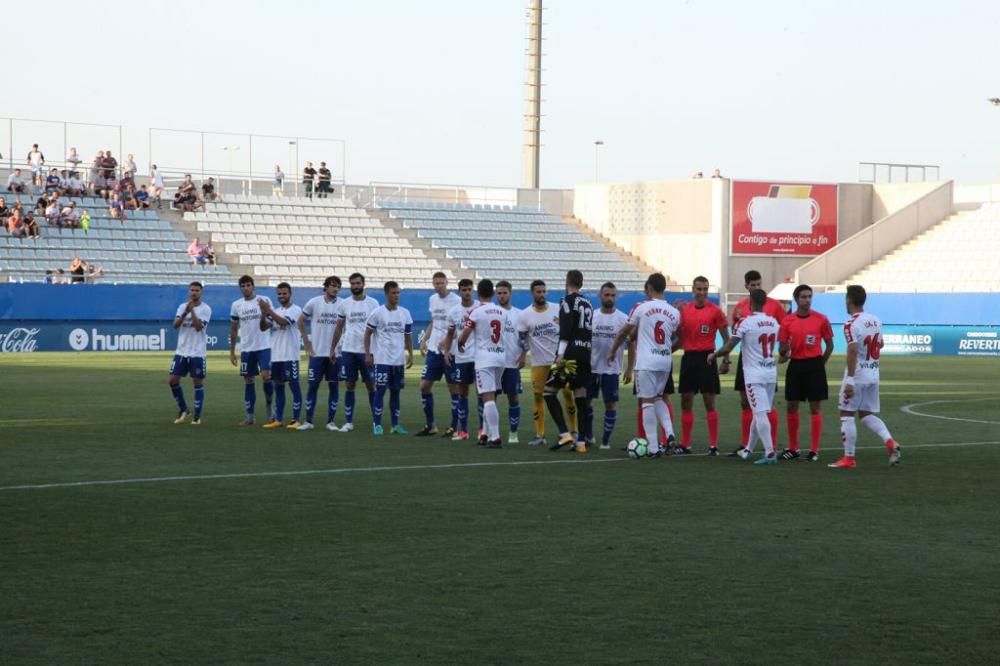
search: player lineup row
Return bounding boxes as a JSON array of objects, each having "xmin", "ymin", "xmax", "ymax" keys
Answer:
[{"xmin": 166, "ymin": 269, "xmax": 900, "ymax": 466}]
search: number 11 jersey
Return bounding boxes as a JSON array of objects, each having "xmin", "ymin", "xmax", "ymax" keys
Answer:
[{"xmin": 733, "ymin": 312, "xmax": 780, "ymax": 385}]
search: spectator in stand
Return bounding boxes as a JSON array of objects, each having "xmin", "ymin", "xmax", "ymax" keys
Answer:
[
  {"xmin": 69, "ymin": 257, "xmax": 87, "ymax": 284},
  {"xmin": 80, "ymin": 209, "xmax": 91, "ymax": 233},
  {"xmin": 202, "ymin": 241, "xmax": 217, "ymax": 265},
  {"xmin": 149, "ymin": 164, "xmax": 165, "ymax": 208},
  {"xmin": 35, "ymin": 192, "xmax": 52, "ymax": 216},
  {"xmin": 135, "ymin": 184, "xmax": 151, "ymax": 209},
  {"xmin": 123, "ymin": 154, "xmax": 137, "ymax": 178},
  {"xmin": 0, "ymin": 197, "xmax": 9, "ymax": 225},
  {"xmin": 86, "ymin": 262, "xmax": 105, "ymax": 282},
  {"xmin": 273, "ymin": 165, "xmax": 284, "ymax": 197},
  {"xmin": 712, "ymin": 168, "xmax": 723, "ymax": 178},
  {"xmin": 45, "ymin": 168, "xmax": 63, "ymax": 194},
  {"xmin": 60, "ymin": 201, "xmax": 81, "ymax": 228},
  {"xmin": 102, "ymin": 150, "xmax": 118, "ymax": 182},
  {"xmin": 26, "ymin": 144, "xmax": 45, "ymax": 190},
  {"xmin": 65, "ymin": 171, "xmax": 87, "ymax": 197},
  {"xmin": 45, "ymin": 198, "xmax": 62, "ymax": 224},
  {"xmin": 23, "ymin": 210, "xmax": 41, "ymax": 238},
  {"xmin": 120, "ymin": 168, "xmax": 135, "ymax": 191},
  {"xmin": 317, "ymin": 162, "xmax": 332, "ymax": 198},
  {"xmin": 7, "ymin": 169, "xmax": 27, "ymax": 193},
  {"xmin": 7, "ymin": 209, "xmax": 27, "ymax": 238},
  {"xmin": 66, "ymin": 147, "xmax": 82, "ymax": 170},
  {"xmin": 174, "ymin": 188, "xmax": 202, "ymax": 213},
  {"xmin": 54, "ymin": 268, "xmax": 69, "ymax": 284},
  {"xmin": 303, "ymin": 162, "xmax": 316, "ymax": 199},
  {"xmin": 90, "ymin": 151, "xmax": 105, "ymax": 190},
  {"xmin": 201, "ymin": 177, "xmax": 220, "ymax": 202},
  {"xmin": 122, "ymin": 185, "xmax": 138, "ymax": 211},
  {"xmin": 109, "ymin": 193, "xmax": 126, "ymax": 221},
  {"xmin": 45, "ymin": 270, "xmax": 55, "ymax": 284},
  {"xmin": 188, "ymin": 237, "xmax": 205, "ymax": 264}
]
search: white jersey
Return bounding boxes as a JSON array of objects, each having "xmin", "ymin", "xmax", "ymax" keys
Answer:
[
  {"xmin": 516, "ymin": 303, "xmax": 560, "ymax": 367},
  {"xmin": 268, "ymin": 303, "xmax": 303, "ymax": 363},
  {"xmin": 428, "ymin": 292, "xmax": 460, "ymax": 351},
  {"xmin": 843, "ymin": 311, "xmax": 883, "ymax": 385},
  {"xmin": 302, "ymin": 295, "xmax": 342, "ymax": 356},
  {"xmin": 465, "ymin": 302, "xmax": 507, "ymax": 369},
  {"xmin": 591, "ymin": 308, "xmax": 629, "ymax": 375},
  {"xmin": 230, "ymin": 295, "xmax": 272, "ymax": 353},
  {"xmin": 501, "ymin": 306, "xmax": 523, "ymax": 369},
  {"xmin": 733, "ymin": 312, "xmax": 780, "ymax": 385},
  {"xmin": 448, "ymin": 302, "xmax": 477, "ymax": 363},
  {"xmin": 174, "ymin": 302, "xmax": 212, "ymax": 358},
  {"xmin": 628, "ymin": 299, "xmax": 680, "ymax": 371},
  {"xmin": 365, "ymin": 305, "xmax": 413, "ymax": 366},
  {"xmin": 337, "ymin": 296, "xmax": 380, "ymax": 354}
]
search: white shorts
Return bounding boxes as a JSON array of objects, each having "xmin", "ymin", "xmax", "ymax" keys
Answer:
[
  {"xmin": 475, "ymin": 366, "xmax": 504, "ymax": 394},
  {"xmin": 746, "ymin": 382, "xmax": 777, "ymax": 413},
  {"xmin": 636, "ymin": 369, "xmax": 670, "ymax": 399},
  {"xmin": 839, "ymin": 382, "xmax": 880, "ymax": 413}
]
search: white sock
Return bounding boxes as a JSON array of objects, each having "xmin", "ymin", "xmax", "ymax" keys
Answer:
[
  {"xmin": 653, "ymin": 400, "xmax": 674, "ymax": 437},
  {"xmin": 753, "ymin": 411, "xmax": 773, "ymax": 456},
  {"xmin": 861, "ymin": 415, "xmax": 892, "ymax": 443},
  {"xmin": 642, "ymin": 403, "xmax": 660, "ymax": 454},
  {"xmin": 484, "ymin": 400, "xmax": 500, "ymax": 440},
  {"xmin": 840, "ymin": 416, "xmax": 857, "ymax": 456}
]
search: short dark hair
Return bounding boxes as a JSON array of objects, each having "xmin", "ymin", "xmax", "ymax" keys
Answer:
[
  {"xmin": 349, "ymin": 272, "xmax": 365, "ymax": 284},
  {"xmin": 496, "ymin": 280, "xmax": 512, "ymax": 290},
  {"xmin": 530, "ymin": 279, "xmax": 546, "ymax": 291},
  {"xmin": 749, "ymin": 288, "xmax": 767, "ymax": 310},
  {"xmin": 189, "ymin": 281, "xmax": 203, "ymax": 289},
  {"xmin": 846, "ymin": 284, "xmax": 867, "ymax": 307},
  {"xmin": 458, "ymin": 278, "xmax": 474, "ymax": 289},
  {"xmin": 383, "ymin": 280, "xmax": 399, "ymax": 293},
  {"xmin": 744, "ymin": 270, "xmax": 762, "ymax": 285},
  {"xmin": 647, "ymin": 273, "xmax": 667, "ymax": 293},
  {"xmin": 323, "ymin": 275, "xmax": 341, "ymax": 288},
  {"xmin": 792, "ymin": 284, "xmax": 812, "ymax": 301},
  {"xmin": 693, "ymin": 275, "xmax": 709, "ymax": 286},
  {"xmin": 276, "ymin": 282, "xmax": 292, "ymax": 292},
  {"xmin": 566, "ymin": 269, "xmax": 583, "ymax": 289},
  {"xmin": 600, "ymin": 282, "xmax": 617, "ymax": 292},
  {"xmin": 238, "ymin": 275, "xmax": 255, "ymax": 286},
  {"xmin": 477, "ymin": 279, "xmax": 495, "ymax": 299},
  {"xmin": 432, "ymin": 271, "xmax": 447, "ymax": 280}
]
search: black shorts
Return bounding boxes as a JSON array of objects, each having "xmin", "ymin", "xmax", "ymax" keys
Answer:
[
  {"xmin": 734, "ymin": 352, "xmax": 745, "ymax": 392},
  {"xmin": 784, "ymin": 357, "xmax": 829, "ymax": 402},
  {"xmin": 679, "ymin": 351, "xmax": 721, "ymax": 395},
  {"xmin": 545, "ymin": 354, "xmax": 591, "ymax": 391}
]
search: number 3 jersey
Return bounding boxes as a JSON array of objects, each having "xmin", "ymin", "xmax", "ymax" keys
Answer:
[
  {"xmin": 465, "ymin": 302, "xmax": 508, "ymax": 369},
  {"xmin": 733, "ymin": 312, "xmax": 780, "ymax": 385},
  {"xmin": 843, "ymin": 311, "xmax": 882, "ymax": 384}
]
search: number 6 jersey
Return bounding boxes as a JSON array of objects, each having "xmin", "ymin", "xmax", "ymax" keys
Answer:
[
  {"xmin": 843, "ymin": 312, "xmax": 883, "ymax": 384},
  {"xmin": 627, "ymin": 298, "xmax": 681, "ymax": 372},
  {"xmin": 733, "ymin": 312, "xmax": 780, "ymax": 385}
]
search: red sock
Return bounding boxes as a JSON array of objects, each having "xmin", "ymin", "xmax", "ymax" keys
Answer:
[
  {"xmin": 636, "ymin": 406, "xmax": 645, "ymax": 438},
  {"xmin": 786, "ymin": 412, "xmax": 800, "ymax": 451},
  {"xmin": 740, "ymin": 408, "xmax": 752, "ymax": 446},
  {"xmin": 681, "ymin": 411, "xmax": 695, "ymax": 446},
  {"xmin": 768, "ymin": 409, "xmax": 779, "ymax": 448},
  {"xmin": 706, "ymin": 410, "xmax": 720, "ymax": 447},
  {"xmin": 810, "ymin": 413, "xmax": 823, "ymax": 453}
]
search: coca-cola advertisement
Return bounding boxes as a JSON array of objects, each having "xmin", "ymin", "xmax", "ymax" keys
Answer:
[{"xmin": 0, "ymin": 327, "xmax": 40, "ymax": 353}]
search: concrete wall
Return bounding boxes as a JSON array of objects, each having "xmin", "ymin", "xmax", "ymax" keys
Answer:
[{"xmin": 871, "ymin": 181, "xmax": 943, "ymax": 221}]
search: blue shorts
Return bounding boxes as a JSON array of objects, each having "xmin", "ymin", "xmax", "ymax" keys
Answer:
[
  {"xmin": 307, "ymin": 356, "xmax": 341, "ymax": 383},
  {"xmin": 240, "ymin": 349, "xmax": 271, "ymax": 377},
  {"xmin": 374, "ymin": 364, "xmax": 405, "ymax": 391},
  {"xmin": 341, "ymin": 352, "xmax": 373, "ymax": 384},
  {"xmin": 271, "ymin": 360, "xmax": 300, "ymax": 383},
  {"xmin": 501, "ymin": 367, "xmax": 522, "ymax": 396},
  {"xmin": 450, "ymin": 361, "xmax": 475, "ymax": 386},
  {"xmin": 588, "ymin": 373, "xmax": 620, "ymax": 403},
  {"xmin": 421, "ymin": 351, "xmax": 451, "ymax": 383},
  {"xmin": 170, "ymin": 355, "xmax": 206, "ymax": 379}
]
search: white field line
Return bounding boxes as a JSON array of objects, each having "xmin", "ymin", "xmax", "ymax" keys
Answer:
[{"xmin": 900, "ymin": 396, "xmax": 1000, "ymax": 426}]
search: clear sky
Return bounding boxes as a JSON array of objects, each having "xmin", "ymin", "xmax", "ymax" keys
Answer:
[{"xmin": 4, "ymin": 0, "xmax": 1000, "ymax": 188}]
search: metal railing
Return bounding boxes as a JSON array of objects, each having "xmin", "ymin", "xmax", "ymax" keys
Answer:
[
  {"xmin": 858, "ymin": 161, "xmax": 941, "ymax": 183},
  {"xmin": 364, "ymin": 181, "xmax": 523, "ymax": 209}
]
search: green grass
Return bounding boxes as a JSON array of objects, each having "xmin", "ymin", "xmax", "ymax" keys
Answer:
[{"xmin": 1, "ymin": 353, "xmax": 998, "ymax": 664}]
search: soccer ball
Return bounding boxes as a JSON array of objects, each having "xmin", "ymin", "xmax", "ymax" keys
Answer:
[{"xmin": 626, "ymin": 438, "xmax": 649, "ymax": 459}]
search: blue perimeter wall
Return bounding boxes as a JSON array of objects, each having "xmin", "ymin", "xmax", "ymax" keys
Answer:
[{"xmin": 1, "ymin": 285, "xmax": 998, "ymax": 357}]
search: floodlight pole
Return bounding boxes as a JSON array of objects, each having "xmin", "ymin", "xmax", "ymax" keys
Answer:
[{"xmin": 521, "ymin": 0, "xmax": 543, "ymax": 190}]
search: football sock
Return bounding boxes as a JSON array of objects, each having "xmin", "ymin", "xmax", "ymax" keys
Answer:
[
  {"xmin": 840, "ymin": 416, "xmax": 857, "ymax": 457},
  {"xmin": 289, "ymin": 381, "xmax": 302, "ymax": 421},
  {"xmin": 274, "ymin": 383, "xmax": 286, "ymax": 422},
  {"xmin": 681, "ymin": 410, "xmax": 695, "ymax": 446},
  {"xmin": 636, "ymin": 406, "xmax": 645, "ymax": 439},
  {"xmin": 861, "ymin": 414, "xmax": 892, "ymax": 443},
  {"xmin": 754, "ymin": 410, "xmax": 774, "ymax": 456},
  {"xmin": 389, "ymin": 390, "xmax": 401, "ymax": 427},
  {"xmin": 810, "ymin": 413, "xmax": 823, "ymax": 453},
  {"xmin": 575, "ymin": 397, "xmax": 591, "ymax": 441},
  {"xmin": 305, "ymin": 380, "xmax": 320, "ymax": 423},
  {"xmin": 544, "ymin": 392, "xmax": 569, "ymax": 435},
  {"xmin": 327, "ymin": 381, "xmax": 339, "ymax": 423},
  {"xmin": 641, "ymin": 404, "xmax": 660, "ymax": 455},
  {"xmin": 263, "ymin": 379, "xmax": 274, "ymax": 406},
  {"xmin": 367, "ymin": 389, "xmax": 376, "ymax": 416},
  {"xmin": 768, "ymin": 409, "xmax": 779, "ymax": 449},
  {"xmin": 740, "ymin": 408, "xmax": 753, "ymax": 446},
  {"xmin": 666, "ymin": 400, "xmax": 675, "ymax": 422},
  {"xmin": 483, "ymin": 399, "xmax": 500, "ymax": 439},
  {"xmin": 706, "ymin": 410, "xmax": 719, "ymax": 447},
  {"xmin": 786, "ymin": 412, "xmax": 801, "ymax": 451},
  {"xmin": 170, "ymin": 382, "xmax": 187, "ymax": 413},
  {"xmin": 477, "ymin": 397, "xmax": 484, "ymax": 434},
  {"xmin": 585, "ymin": 403, "xmax": 595, "ymax": 437},
  {"xmin": 653, "ymin": 400, "xmax": 675, "ymax": 438},
  {"xmin": 421, "ymin": 392, "xmax": 435, "ymax": 427},
  {"xmin": 344, "ymin": 389, "xmax": 356, "ymax": 424},
  {"xmin": 458, "ymin": 395, "xmax": 469, "ymax": 432},
  {"xmin": 193, "ymin": 384, "xmax": 204, "ymax": 419},
  {"xmin": 603, "ymin": 409, "xmax": 617, "ymax": 446},
  {"xmin": 563, "ymin": 387, "xmax": 578, "ymax": 433},
  {"xmin": 509, "ymin": 402, "xmax": 520, "ymax": 431},
  {"xmin": 244, "ymin": 382, "xmax": 256, "ymax": 416},
  {"xmin": 372, "ymin": 386, "xmax": 386, "ymax": 427},
  {"xmin": 533, "ymin": 392, "xmax": 545, "ymax": 437},
  {"xmin": 450, "ymin": 394, "xmax": 460, "ymax": 430}
]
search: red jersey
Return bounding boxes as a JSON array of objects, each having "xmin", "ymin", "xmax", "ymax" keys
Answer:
[
  {"xmin": 731, "ymin": 296, "xmax": 787, "ymax": 327},
  {"xmin": 778, "ymin": 309, "xmax": 833, "ymax": 360},
  {"xmin": 679, "ymin": 301, "xmax": 727, "ymax": 352}
]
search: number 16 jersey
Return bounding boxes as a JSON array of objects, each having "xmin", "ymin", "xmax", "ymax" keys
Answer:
[
  {"xmin": 733, "ymin": 312, "xmax": 780, "ymax": 385},
  {"xmin": 843, "ymin": 312, "xmax": 882, "ymax": 385}
]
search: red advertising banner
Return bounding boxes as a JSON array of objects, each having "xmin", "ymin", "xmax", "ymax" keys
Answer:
[{"xmin": 730, "ymin": 181, "xmax": 838, "ymax": 255}]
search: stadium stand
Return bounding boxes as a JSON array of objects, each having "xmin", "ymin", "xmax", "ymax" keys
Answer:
[
  {"xmin": 0, "ymin": 193, "xmax": 232, "ymax": 285},
  {"xmin": 373, "ymin": 200, "xmax": 650, "ymax": 290},
  {"xmin": 844, "ymin": 202, "xmax": 1000, "ymax": 293},
  {"xmin": 187, "ymin": 195, "xmax": 456, "ymax": 288}
]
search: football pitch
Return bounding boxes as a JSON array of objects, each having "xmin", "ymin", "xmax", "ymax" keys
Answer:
[{"xmin": 1, "ymin": 353, "xmax": 998, "ymax": 664}]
